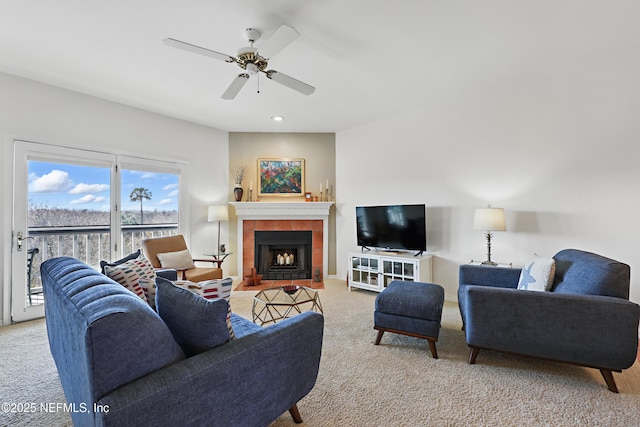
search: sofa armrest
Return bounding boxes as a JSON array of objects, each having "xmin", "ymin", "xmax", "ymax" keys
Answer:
[
  {"xmin": 96, "ymin": 311, "xmax": 324, "ymax": 427},
  {"xmin": 459, "ymin": 265, "xmax": 521, "ymax": 289},
  {"xmin": 462, "ymin": 286, "xmax": 640, "ymax": 370},
  {"xmin": 457, "ymin": 265, "xmax": 522, "ymax": 328},
  {"xmin": 156, "ymin": 269, "xmax": 178, "ymax": 281}
]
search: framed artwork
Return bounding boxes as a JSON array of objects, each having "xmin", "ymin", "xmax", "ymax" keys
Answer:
[{"xmin": 258, "ymin": 158, "xmax": 305, "ymax": 196}]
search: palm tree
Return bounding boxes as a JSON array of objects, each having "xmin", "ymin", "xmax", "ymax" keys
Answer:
[{"xmin": 129, "ymin": 187, "xmax": 152, "ymax": 224}]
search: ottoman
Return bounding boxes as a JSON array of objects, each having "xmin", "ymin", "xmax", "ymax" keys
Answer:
[{"xmin": 374, "ymin": 280, "xmax": 445, "ymax": 358}]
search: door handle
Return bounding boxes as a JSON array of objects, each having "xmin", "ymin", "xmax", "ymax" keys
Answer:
[{"xmin": 16, "ymin": 231, "xmax": 24, "ymax": 251}]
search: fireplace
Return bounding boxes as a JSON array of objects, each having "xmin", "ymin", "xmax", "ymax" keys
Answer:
[
  {"xmin": 231, "ymin": 202, "xmax": 333, "ymax": 280},
  {"xmin": 255, "ymin": 231, "xmax": 312, "ymax": 280}
]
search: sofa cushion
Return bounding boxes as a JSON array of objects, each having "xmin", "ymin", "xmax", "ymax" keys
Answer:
[
  {"xmin": 155, "ymin": 278, "xmax": 230, "ymax": 356},
  {"xmin": 517, "ymin": 258, "xmax": 555, "ymax": 292},
  {"xmin": 103, "ymin": 254, "xmax": 156, "ymax": 302},
  {"xmin": 157, "ymin": 249, "xmax": 196, "ymax": 269},
  {"xmin": 174, "ymin": 277, "xmax": 235, "ymax": 339}
]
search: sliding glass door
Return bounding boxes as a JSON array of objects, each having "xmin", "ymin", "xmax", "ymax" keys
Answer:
[{"xmin": 11, "ymin": 141, "xmax": 184, "ymax": 322}]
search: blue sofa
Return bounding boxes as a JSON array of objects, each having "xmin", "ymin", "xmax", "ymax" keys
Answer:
[
  {"xmin": 41, "ymin": 257, "xmax": 324, "ymax": 426},
  {"xmin": 458, "ymin": 249, "xmax": 640, "ymax": 392}
]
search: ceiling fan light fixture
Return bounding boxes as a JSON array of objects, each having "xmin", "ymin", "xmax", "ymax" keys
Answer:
[{"xmin": 246, "ymin": 62, "xmax": 258, "ymax": 76}]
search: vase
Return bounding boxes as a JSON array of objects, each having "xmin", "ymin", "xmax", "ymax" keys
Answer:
[{"xmin": 233, "ymin": 186, "xmax": 243, "ymax": 202}]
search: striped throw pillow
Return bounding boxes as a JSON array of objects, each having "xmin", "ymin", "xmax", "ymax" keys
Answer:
[{"xmin": 104, "ymin": 255, "xmax": 156, "ymax": 303}]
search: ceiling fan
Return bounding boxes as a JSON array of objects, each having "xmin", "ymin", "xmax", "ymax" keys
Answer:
[{"xmin": 163, "ymin": 24, "xmax": 315, "ymax": 100}]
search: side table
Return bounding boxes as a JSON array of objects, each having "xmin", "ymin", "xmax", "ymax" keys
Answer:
[{"xmin": 203, "ymin": 252, "xmax": 233, "ymax": 268}]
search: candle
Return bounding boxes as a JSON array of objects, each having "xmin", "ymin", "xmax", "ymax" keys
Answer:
[
  {"xmin": 326, "ymin": 179, "xmax": 329, "ymax": 190},
  {"xmin": 320, "ymin": 182, "xmax": 323, "ymax": 193},
  {"xmin": 250, "ymin": 180, "xmax": 253, "ymax": 190}
]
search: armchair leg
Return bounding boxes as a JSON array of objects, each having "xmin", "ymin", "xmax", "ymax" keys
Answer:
[
  {"xmin": 374, "ymin": 329, "xmax": 384, "ymax": 345},
  {"xmin": 289, "ymin": 404, "xmax": 303, "ymax": 423},
  {"xmin": 599, "ymin": 369, "xmax": 619, "ymax": 393},
  {"xmin": 468, "ymin": 346, "xmax": 480, "ymax": 364}
]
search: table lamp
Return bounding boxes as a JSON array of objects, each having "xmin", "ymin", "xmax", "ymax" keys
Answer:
[
  {"xmin": 208, "ymin": 205, "xmax": 229, "ymax": 254},
  {"xmin": 473, "ymin": 207, "xmax": 506, "ymax": 266}
]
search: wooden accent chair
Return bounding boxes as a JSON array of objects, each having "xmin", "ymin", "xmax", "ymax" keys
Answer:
[{"xmin": 142, "ymin": 235, "xmax": 222, "ymax": 281}]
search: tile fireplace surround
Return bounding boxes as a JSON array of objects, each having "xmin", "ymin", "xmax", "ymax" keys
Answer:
[{"xmin": 230, "ymin": 202, "xmax": 333, "ymax": 280}]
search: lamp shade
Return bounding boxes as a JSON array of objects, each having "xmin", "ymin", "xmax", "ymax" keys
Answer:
[
  {"xmin": 208, "ymin": 205, "xmax": 229, "ymax": 222},
  {"xmin": 473, "ymin": 208, "xmax": 506, "ymax": 231}
]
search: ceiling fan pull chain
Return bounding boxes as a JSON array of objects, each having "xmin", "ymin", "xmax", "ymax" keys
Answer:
[{"xmin": 257, "ymin": 72, "xmax": 260, "ymax": 94}]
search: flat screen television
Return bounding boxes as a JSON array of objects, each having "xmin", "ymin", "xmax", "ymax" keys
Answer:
[{"xmin": 356, "ymin": 204, "xmax": 427, "ymax": 254}]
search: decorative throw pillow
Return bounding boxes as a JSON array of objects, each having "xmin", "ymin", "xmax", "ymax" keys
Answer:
[
  {"xmin": 155, "ymin": 278, "xmax": 230, "ymax": 356},
  {"xmin": 517, "ymin": 258, "xmax": 556, "ymax": 292},
  {"xmin": 103, "ymin": 254, "xmax": 156, "ymax": 302},
  {"xmin": 156, "ymin": 249, "xmax": 195, "ymax": 269},
  {"xmin": 99, "ymin": 249, "xmax": 141, "ymax": 274},
  {"xmin": 138, "ymin": 277, "xmax": 157, "ymax": 310},
  {"xmin": 174, "ymin": 278, "xmax": 235, "ymax": 339}
]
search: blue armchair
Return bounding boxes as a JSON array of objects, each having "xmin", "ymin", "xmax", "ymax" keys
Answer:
[
  {"xmin": 458, "ymin": 249, "xmax": 640, "ymax": 392},
  {"xmin": 41, "ymin": 257, "xmax": 324, "ymax": 426}
]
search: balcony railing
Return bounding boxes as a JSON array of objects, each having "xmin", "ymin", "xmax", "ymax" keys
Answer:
[{"xmin": 26, "ymin": 224, "xmax": 178, "ymax": 300}]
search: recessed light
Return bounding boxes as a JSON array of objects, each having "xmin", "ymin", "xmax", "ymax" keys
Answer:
[{"xmin": 271, "ymin": 115, "xmax": 284, "ymax": 122}]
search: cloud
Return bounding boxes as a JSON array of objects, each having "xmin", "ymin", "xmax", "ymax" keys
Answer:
[
  {"xmin": 69, "ymin": 183, "xmax": 109, "ymax": 194},
  {"xmin": 158, "ymin": 198, "xmax": 173, "ymax": 205},
  {"xmin": 70, "ymin": 194, "xmax": 97, "ymax": 204},
  {"xmin": 167, "ymin": 190, "xmax": 179, "ymax": 197},
  {"xmin": 163, "ymin": 183, "xmax": 178, "ymax": 190},
  {"xmin": 29, "ymin": 170, "xmax": 73, "ymax": 193}
]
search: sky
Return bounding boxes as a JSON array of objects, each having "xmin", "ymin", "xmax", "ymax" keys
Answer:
[{"xmin": 28, "ymin": 161, "xmax": 179, "ymax": 212}]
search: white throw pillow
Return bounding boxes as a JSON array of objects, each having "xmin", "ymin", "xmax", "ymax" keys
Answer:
[
  {"xmin": 157, "ymin": 249, "xmax": 195, "ymax": 269},
  {"xmin": 517, "ymin": 258, "xmax": 556, "ymax": 292}
]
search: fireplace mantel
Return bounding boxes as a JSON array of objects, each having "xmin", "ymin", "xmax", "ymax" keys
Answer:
[
  {"xmin": 230, "ymin": 202, "xmax": 333, "ymax": 218},
  {"xmin": 230, "ymin": 202, "xmax": 334, "ymax": 279}
]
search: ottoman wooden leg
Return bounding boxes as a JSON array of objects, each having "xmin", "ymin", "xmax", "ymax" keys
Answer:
[
  {"xmin": 427, "ymin": 338, "xmax": 438, "ymax": 359},
  {"xmin": 374, "ymin": 328, "xmax": 385, "ymax": 345}
]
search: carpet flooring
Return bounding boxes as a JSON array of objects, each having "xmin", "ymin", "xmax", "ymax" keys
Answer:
[{"xmin": 1, "ymin": 280, "xmax": 639, "ymax": 426}]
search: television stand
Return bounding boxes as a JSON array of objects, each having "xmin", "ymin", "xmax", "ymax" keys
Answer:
[{"xmin": 348, "ymin": 251, "xmax": 432, "ymax": 292}]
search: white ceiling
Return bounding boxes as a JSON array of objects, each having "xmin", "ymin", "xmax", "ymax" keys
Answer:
[{"xmin": 2, "ymin": 1, "xmax": 639, "ymax": 133}]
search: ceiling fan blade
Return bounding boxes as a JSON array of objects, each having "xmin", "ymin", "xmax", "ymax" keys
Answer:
[
  {"xmin": 258, "ymin": 24, "xmax": 299, "ymax": 59},
  {"xmin": 221, "ymin": 74, "xmax": 250, "ymax": 100},
  {"xmin": 265, "ymin": 70, "xmax": 315, "ymax": 95},
  {"xmin": 163, "ymin": 38, "xmax": 235, "ymax": 63}
]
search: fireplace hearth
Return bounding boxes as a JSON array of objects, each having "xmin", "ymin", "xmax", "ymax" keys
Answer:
[{"xmin": 255, "ymin": 230, "xmax": 312, "ymax": 280}]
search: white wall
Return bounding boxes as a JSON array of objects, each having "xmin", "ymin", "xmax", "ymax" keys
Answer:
[
  {"xmin": 0, "ymin": 72, "xmax": 229, "ymax": 325},
  {"xmin": 336, "ymin": 48, "xmax": 640, "ymax": 304}
]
